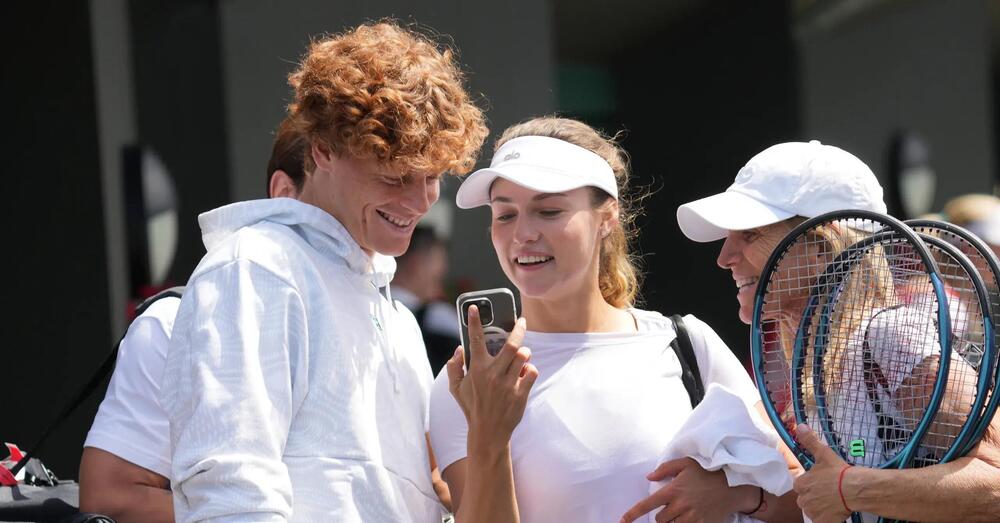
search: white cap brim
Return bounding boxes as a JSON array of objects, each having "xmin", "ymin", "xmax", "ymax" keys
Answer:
[{"xmin": 676, "ymin": 190, "xmax": 795, "ymax": 242}]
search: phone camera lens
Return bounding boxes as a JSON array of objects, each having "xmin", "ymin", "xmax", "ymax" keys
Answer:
[{"xmin": 477, "ymin": 299, "xmax": 494, "ymax": 326}]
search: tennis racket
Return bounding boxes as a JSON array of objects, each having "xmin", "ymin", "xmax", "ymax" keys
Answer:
[
  {"xmin": 812, "ymin": 233, "xmax": 991, "ymax": 471},
  {"xmin": 908, "ymin": 219, "xmax": 1000, "ymax": 455},
  {"xmin": 751, "ymin": 211, "xmax": 952, "ymax": 475}
]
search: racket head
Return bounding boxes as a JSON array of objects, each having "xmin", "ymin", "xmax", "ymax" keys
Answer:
[
  {"xmin": 751, "ymin": 209, "xmax": 951, "ymax": 469},
  {"xmin": 906, "ymin": 233, "xmax": 993, "ymax": 463},
  {"xmin": 908, "ymin": 219, "xmax": 1000, "ymax": 454}
]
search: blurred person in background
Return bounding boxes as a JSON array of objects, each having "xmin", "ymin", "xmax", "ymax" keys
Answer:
[
  {"xmin": 79, "ymin": 117, "xmax": 308, "ymax": 523},
  {"xmin": 393, "ymin": 225, "xmax": 462, "ymax": 375},
  {"xmin": 677, "ymin": 141, "xmax": 1000, "ymax": 523},
  {"xmin": 158, "ymin": 22, "xmax": 487, "ymax": 523},
  {"xmin": 940, "ymin": 193, "xmax": 1000, "ymax": 258}
]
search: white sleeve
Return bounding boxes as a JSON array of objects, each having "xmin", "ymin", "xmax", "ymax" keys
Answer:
[
  {"xmin": 161, "ymin": 260, "xmax": 308, "ymax": 523},
  {"xmin": 428, "ymin": 367, "xmax": 469, "ymax": 474},
  {"xmin": 683, "ymin": 314, "xmax": 760, "ymax": 407},
  {"xmin": 84, "ymin": 298, "xmax": 179, "ymax": 478}
]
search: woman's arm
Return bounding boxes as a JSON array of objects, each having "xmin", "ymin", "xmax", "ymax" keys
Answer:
[
  {"xmin": 752, "ymin": 401, "xmax": 805, "ymax": 523},
  {"xmin": 79, "ymin": 447, "xmax": 173, "ymax": 523},
  {"xmin": 444, "ymin": 305, "xmax": 538, "ymax": 522}
]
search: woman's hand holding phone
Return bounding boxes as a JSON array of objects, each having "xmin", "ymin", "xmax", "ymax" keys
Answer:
[{"xmin": 446, "ymin": 304, "xmax": 539, "ymax": 447}]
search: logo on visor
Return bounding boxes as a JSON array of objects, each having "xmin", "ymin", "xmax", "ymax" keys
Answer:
[{"xmin": 503, "ymin": 151, "xmax": 521, "ymax": 162}]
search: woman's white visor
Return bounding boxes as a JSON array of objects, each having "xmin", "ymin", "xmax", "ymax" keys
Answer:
[{"xmin": 456, "ymin": 135, "xmax": 617, "ymax": 209}]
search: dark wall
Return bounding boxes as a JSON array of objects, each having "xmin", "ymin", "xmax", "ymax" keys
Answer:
[
  {"xmin": 7, "ymin": 1, "xmax": 112, "ymax": 476},
  {"xmin": 2, "ymin": 0, "xmax": 231, "ymax": 478},
  {"xmin": 129, "ymin": 0, "xmax": 231, "ymax": 285},
  {"xmin": 612, "ymin": 1, "xmax": 799, "ymax": 362}
]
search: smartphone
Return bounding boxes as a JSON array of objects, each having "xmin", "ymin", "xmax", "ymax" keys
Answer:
[{"xmin": 456, "ymin": 288, "xmax": 518, "ymax": 369}]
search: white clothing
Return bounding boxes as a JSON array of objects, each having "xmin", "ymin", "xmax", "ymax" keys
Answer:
[
  {"xmin": 428, "ymin": 310, "xmax": 760, "ymax": 523},
  {"xmin": 652, "ymin": 383, "xmax": 794, "ymax": 523},
  {"xmin": 85, "ymin": 296, "xmax": 180, "ymax": 478},
  {"xmin": 814, "ymin": 305, "xmax": 942, "ymax": 467},
  {"xmin": 161, "ymin": 198, "xmax": 442, "ymax": 523}
]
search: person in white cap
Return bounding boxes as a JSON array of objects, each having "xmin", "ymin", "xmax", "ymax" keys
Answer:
[
  {"xmin": 677, "ymin": 140, "xmax": 1000, "ymax": 523},
  {"xmin": 428, "ymin": 116, "xmax": 804, "ymax": 523}
]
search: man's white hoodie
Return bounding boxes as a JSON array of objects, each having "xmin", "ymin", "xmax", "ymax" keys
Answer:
[{"xmin": 160, "ymin": 198, "xmax": 442, "ymax": 522}]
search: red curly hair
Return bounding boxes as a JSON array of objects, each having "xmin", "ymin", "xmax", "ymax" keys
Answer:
[{"xmin": 288, "ymin": 22, "xmax": 488, "ymax": 177}]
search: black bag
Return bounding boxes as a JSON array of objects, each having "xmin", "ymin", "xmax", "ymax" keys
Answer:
[{"xmin": 0, "ymin": 287, "xmax": 184, "ymax": 522}]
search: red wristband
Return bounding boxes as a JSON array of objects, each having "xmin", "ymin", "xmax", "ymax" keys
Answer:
[{"xmin": 837, "ymin": 465, "xmax": 853, "ymax": 513}]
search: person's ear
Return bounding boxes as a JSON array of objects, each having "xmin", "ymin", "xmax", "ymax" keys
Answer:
[
  {"xmin": 600, "ymin": 200, "xmax": 620, "ymax": 238},
  {"xmin": 311, "ymin": 142, "xmax": 334, "ymax": 172},
  {"xmin": 269, "ymin": 169, "xmax": 299, "ymax": 199}
]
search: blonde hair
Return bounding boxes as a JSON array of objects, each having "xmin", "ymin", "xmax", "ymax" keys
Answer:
[
  {"xmin": 494, "ymin": 116, "xmax": 642, "ymax": 308},
  {"xmin": 288, "ymin": 22, "xmax": 488, "ymax": 177}
]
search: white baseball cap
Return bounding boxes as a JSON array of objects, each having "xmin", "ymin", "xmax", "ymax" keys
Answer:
[
  {"xmin": 677, "ymin": 140, "xmax": 886, "ymax": 242},
  {"xmin": 456, "ymin": 135, "xmax": 617, "ymax": 209}
]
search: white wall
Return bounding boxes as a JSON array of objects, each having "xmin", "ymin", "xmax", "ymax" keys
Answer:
[
  {"xmin": 218, "ymin": 0, "xmax": 556, "ymax": 291},
  {"xmin": 798, "ymin": 0, "xmax": 994, "ymax": 207}
]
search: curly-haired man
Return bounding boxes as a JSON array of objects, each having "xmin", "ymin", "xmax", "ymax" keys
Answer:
[{"xmin": 158, "ymin": 23, "xmax": 487, "ymax": 522}]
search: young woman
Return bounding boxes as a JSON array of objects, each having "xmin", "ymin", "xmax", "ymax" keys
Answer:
[
  {"xmin": 428, "ymin": 117, "xmax": 803, "ymax": 523},
  {"xmin": 677, "ymin": 140, "xmax": 1000, "ymax": 523}
]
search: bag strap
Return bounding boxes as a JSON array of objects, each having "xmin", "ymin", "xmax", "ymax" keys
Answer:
[
  {"xmin": 8, "ymin": 286, "xmax": 185, "ymax": 476},
  {"xmin": 669, "ymin": 314, "xmax": 705, "ymax": 409}
]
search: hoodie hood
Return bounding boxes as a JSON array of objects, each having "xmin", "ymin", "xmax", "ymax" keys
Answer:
[{"xmin": 198, "ymin": 198, "xmax": 396, "ymax": 287}]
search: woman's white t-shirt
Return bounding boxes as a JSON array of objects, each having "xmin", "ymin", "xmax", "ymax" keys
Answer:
[{"xmin": 428, "ymin": 309, "xmax": 760, "ymax": 523}]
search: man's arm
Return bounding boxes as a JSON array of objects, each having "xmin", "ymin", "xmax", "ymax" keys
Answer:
[
  {"xmin": 161, "ymin": 261, "xmax": 307, "ymax": 523},
  {"xmin": 427, "ymin": 432, "xmax": 452, "ymax": 511},
  {"xmin": 79, "ymin": 447, "xmax": 172, "ymax": 523}
]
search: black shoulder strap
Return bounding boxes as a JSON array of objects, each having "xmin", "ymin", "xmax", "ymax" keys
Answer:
[
  {"xmin": 669, "ymin": 314, "xmax": 705, "ymax": 409},
  {"xmin": 9, "ymin": 286, "xmax": 185, "ymax": 476},
  {"xmin": 134, "ymin": 286, "xmax": 185, "ymax": 317}
]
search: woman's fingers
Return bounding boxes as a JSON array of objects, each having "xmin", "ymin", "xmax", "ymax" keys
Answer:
[
  {"xmin": 621, "ymin": 485, "xmax": 673, "ymax": 523},
  {"xmin": 647, "ymin": 457, "xmax": 693, "ymax": 481},
  {"xmin": 492, "ymin": 317, "xmax": 527, "ymax": 371},
  {"xmin": 654, "ymin": 504, "xmax": 683, "ymax": 523},
  {"xmin": 518, "ymin": 362, "xmax": 540, "ymax": 395},
  {"xmin": 466, "ymin": 305, "xmax": 488, "ymax": 368},
  {"xmin": 504, "ymin": 346, "xmax": 532, "ymax": 379}
]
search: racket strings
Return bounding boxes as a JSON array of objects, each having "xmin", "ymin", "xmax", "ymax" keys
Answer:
[
  {"xmin": 894, "ymin": 241, "xmax": 984, "ymax": 465},
  {"xmin": 758, "ymin": 217, "xmax": 895, "ymax": 459},
  {"xmin": 755, "ymin": 214, "xmax": 997, "ymax": 473},
  {"xmin": 913, "ymin": 226, "xmax": 1000, "ymax": 430}
]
